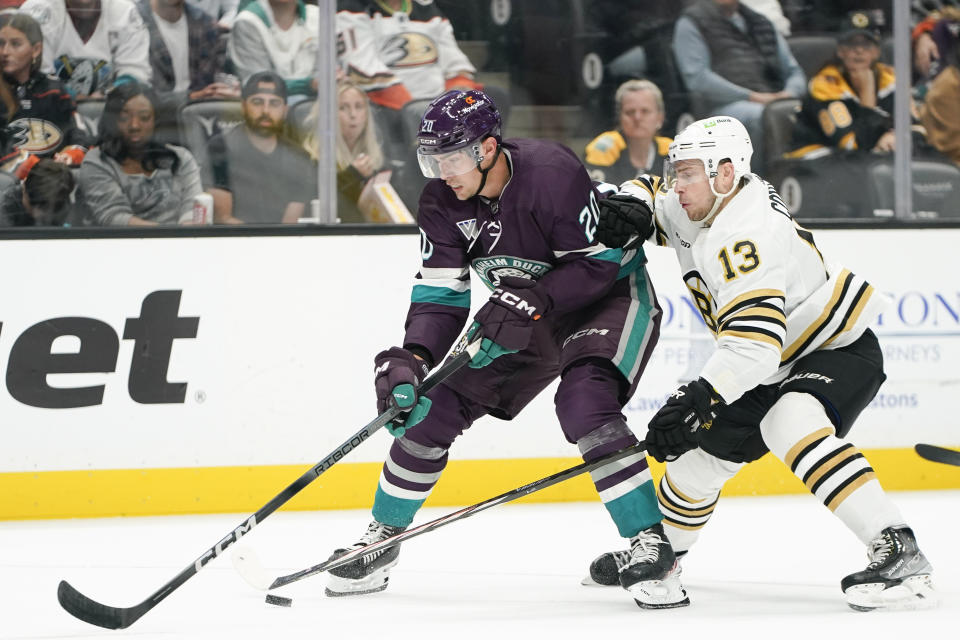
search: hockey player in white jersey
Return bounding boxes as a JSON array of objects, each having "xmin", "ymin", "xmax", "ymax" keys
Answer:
[{"xmin": 591, "ymin": 116, "xmax": 936, "ymax": 612}]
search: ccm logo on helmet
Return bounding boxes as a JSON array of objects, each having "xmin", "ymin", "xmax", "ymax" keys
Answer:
[{"xmin": 491, "ymin": 288, "xmax": 541, "ymax": 319}]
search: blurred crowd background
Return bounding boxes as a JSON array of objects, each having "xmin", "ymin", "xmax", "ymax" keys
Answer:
[{"xmin": 0, "ymin": 0, "xmax": 957, "ymax": 228}]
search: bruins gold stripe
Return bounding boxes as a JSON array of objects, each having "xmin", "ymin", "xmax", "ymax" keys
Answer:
[
  {"xmin": 718, "ymin": 329, "xmax": 784, "ymax": 348},
  {"xmin": 823, "ymin": 284, "xmax": 875, "ymax": 348},
  {"xmin": 662, "ymin": 517, "xmax": 708, "ymax": 531},
  {"xmin": 784, "ymin": 144, "xmax": 828, "ymax": 159},
  {"xmin": 658, "ymin": 494, "xmax": 717, "ymax": 518},
  {"xmin": 658, "ymin": 478, "xmax": 718, "ymax": 515},
  {"xmin": 723, "ymin": 305, "xmax": 787, "ymax": 323},
  {"xmin": 804, "ymin": 447, "xmax": 860, "ymax": 491},
  {"xmin": 793, "ymin": 223, "xmax": 824, "ymax": 264},
  {"xmin": 655, "ymin": 219, "xmax": 668, "ymax": 247},
  {"xmin": 628, "ymin": 177, "xmax": 655, "ymax": 201},
  {"xmin": 663, "ymin": 471, "xmax": 701, "ymax": 504},
  {"xmin": 826, "ymin": 472, "xmax": 876, "ymax": 511},
  {"xmin": 838, "ymin": 131, "xmax": 857, "ymax": 150},
  {"xmin": 717, "ymin": 289, "xmax": 785, "ymax": 323},
  {"xmin": 784, "ymin": 427, "xmax": 835, "ymax": 469},
  {"xmin": 781, "ymin": 269, "xmax": 852, "ymax": 362}
]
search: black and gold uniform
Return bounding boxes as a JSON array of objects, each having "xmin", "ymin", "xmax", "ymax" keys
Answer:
[{"xmin": 584, "ymin": 130, "xmax": 671, "ymax": 185}]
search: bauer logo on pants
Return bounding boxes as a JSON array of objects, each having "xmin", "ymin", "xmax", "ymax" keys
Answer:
[{"xmin": 2, "ymin": 290, "xmax": 199, "ymax": 409}]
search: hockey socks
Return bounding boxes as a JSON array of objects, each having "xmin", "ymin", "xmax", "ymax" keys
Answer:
[
  {"xmin": 761, "ymin": 393, "xmax": 905, "ymax": 544},
  {"xmin": 372, "ymin": 438, "xmax": 448, "ymax": 528},
  {"xmin": 577, "ymin": 420, "xmax": 662, "ymax": 537}
]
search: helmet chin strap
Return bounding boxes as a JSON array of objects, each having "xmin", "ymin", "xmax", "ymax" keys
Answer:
[
  {"xmin": 700, "ymin": 175, "xmax": 738, "ymax": 226},
  {"xmin": 470, "ymin": 142, "xmax": 502, "ymax": 199}
]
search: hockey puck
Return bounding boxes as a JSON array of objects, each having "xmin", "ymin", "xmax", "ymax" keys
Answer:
[{"xmin": 265, "ymin": 594, "xmax": 293, "ymax": 607}]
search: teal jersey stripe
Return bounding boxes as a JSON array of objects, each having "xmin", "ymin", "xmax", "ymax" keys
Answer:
[
  {"xmin": 411, "ymin": 284, "xmax": 471, "ymax": 308},
  {"xmin": 616, "ymin": 248, "xmax": 646, "ymax": 279},
  {"xmin": 614, "ymin": 270, "xmax": 654, "ymax": 381},
  {"xmin": 588, "ymin": 247, "xmax": 647, "ymax": 279},
  {"xmin": 601, "ymin": 480, "xmax": 662, "ymax": 537},
  {"xmin": 372, "ymin": 486, "xmax": 425, "ymax": 528},
  {"xmin": 590, "ymin": 248, "xmax": 624, "ymax": 264}
]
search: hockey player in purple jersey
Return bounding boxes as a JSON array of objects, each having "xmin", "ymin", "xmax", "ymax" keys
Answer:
[{"xmin": 325, "ymin": 89, "xmax": 688, "ymax": 609}]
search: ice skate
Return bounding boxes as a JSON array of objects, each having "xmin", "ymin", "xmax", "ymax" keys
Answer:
[
  {"xmin": 584, "ymin": 547, "xmax": 687, "ymax": 587},
  {"xmin": 618, "ymin": 523, "xmax": 689, "ymax": 609},
  {"xmin": 325, "ymin": 520, "xmax": 406, "ymax": 597},
  {"xmin": 582, "ymin": 549, "xmax": 632, "ymax": 586},
  {"xmin": 841, "ymin": 526, "xmax": 936, "ymax": 612}
]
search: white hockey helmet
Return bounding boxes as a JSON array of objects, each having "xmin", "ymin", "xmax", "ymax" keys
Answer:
[{"xmin": 668, "ymin": 116, "xmax": 753, "ymax": 184}]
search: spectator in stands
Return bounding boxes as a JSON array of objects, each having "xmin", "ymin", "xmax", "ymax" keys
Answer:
[
  {"xmin": 0, "ymin": 158, "xmax": 76, "ymax": 226},
  {"xmin": 205, "ymin": 70, "xmax": 315, "ymax": 224},
  {"xmin": 792, "ymin": 15, "xmax": 908, "ymax": 155},
  {"xmin": 920, "ymin": 13, "xmax": 960, "ymax": 165},
  {"xmin": 912, "ymin": 2, "xmax": 960, "ymax": 80},
  {"xmin": 302, "ymin": 81, "xmax": 391, "ymax": 223},
  {"xmin": 0, "ymin": 12, "xmax": 91, "ymax": 167},
  {"xmin": 137, "ymin": 0, "xmax": 235, "ymax": 100},
  {"xmin": 228, "ymin": 0, "xmax": 318, "ymax": 101},
  {"xmin": 137, "ymin": 0, "xmax": 237, "ymax": 145},
  {"xmin": 673, "ymin": 0, "xmax": 806, "ymax": 167},
  {"xmin": 336, "ymin": 0, "xmax": 509, "ymax": 153},
  {"xmin": 20, "ymin": 0, "xmax": 152, "ymax": 100},
  {"xmin": 584, "ymin": 79, "xmax": 671, "ymax": 185},
  {"xmin": 782, "ymin": 1, "xmax": 889, "ymax": 36},
  {"xmin": 78, "ymin": 81, "xmax": 203, "ymax": 225},
  {"xmin": 188, "ymin": 0, "xmax": 240, "ymax": 28}
]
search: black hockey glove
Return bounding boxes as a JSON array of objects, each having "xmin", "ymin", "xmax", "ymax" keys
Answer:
[
  {"xmin": 645, "ymin": 378, "xmax": 723, "ymax": 463},
  {"xmin": 596, "ymin": 194, "xmax": 655, "ymax": 249},
  {"xmin": 469, "ymin": 276, "xmax": 551, "ymax": 368},
  {"xmin": 374, "ymin": 347, "xmax": 432, "ymax": 437}
]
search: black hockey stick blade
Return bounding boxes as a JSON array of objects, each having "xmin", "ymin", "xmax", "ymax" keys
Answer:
[
  {"xmin": 915, "ymin": 443, "xmax": 960, "ymax": 466},
  {"xmin": 56, "ymin": 338, "xmax": 480, "ymax": 630},
  {"xmin": 58, "ymin": 580, "xmax": 148, "ymax": 630},
  {"xmin": 267, "ymin": 443, "xmax": 646, "ymax": 590}
]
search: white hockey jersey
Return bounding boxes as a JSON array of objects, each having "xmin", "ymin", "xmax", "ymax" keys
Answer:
[
  {"xmin": 20, "ymin": 0, "xmax": 152, "ymax": 95},
  {"xmin": 336, "ymin": 0, "xmax": 476, "ymax": 108},
  {"xmin": 620, "ymin": 174, "xmax": 889, "ymax": 403}
]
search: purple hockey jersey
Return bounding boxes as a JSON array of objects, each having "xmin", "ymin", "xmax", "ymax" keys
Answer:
[{"xmin": 403, "ymin": 138, "xmax": 643, "ymax": 363}]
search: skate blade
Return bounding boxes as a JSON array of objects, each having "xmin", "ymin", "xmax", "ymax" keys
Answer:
[
  {"xmin": 325, "ymin": 579, "xmax": 389, "ymax": 598},
  {"xmin": 845, "ymin": 574, "xmax": 938, "ymax": 612},
  {"xmin": 625, "ymin": 571, "xmax": 690, "ymax": 609},
  {"xmin": 325, "ymin": 562, "xmax": 396, "ymax": 597}
]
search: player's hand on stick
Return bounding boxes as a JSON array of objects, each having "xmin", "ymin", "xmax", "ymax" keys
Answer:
[
  {"xmin": 646, "ymin": 378, "xmax": 722, "ymax": 462},
  {"xmin": 595, "ymin": 194, "xmax": 655, "ymax": 249},
  {"xmin": 469, "ymin": 276, "xmax": 550, "ymax": 368},
  {"xmin": 374, "ymin": 347, "xmax": 432, "ymax": 437}
]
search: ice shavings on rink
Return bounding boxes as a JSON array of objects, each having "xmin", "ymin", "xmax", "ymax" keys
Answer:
[{"xmin": 2, "ymin": 491, "xmax": 956, "ymax": 639}]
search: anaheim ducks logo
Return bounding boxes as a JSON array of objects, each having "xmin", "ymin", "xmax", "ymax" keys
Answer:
[
  {"xmin": 472, "ymin": 256, "xmax": 553, "ymax": 291},
  {"xmin": 382, "ymin": 32, "xmax": 439, "ymax": 69},
  {"xmin": 8, "ymin": 118, "xmax": 63, "ymax": 153}
]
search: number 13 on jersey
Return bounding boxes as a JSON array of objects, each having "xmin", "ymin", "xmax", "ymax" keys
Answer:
[{"xmin": 718, "ymin": 240, "xmax": 760, "ymax": 281}]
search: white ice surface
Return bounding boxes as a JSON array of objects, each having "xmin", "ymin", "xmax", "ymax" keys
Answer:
[{"xmin": 2, "ymin": 491, "xmax": 957, "ymax": 640}]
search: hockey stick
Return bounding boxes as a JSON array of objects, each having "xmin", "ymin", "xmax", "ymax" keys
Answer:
[
  {"xmin": 57, "ymin": 338, "xmax": 481, "ymax": 630},
  {"xmin": 915, "ymin": 443, "xmax": 960, "ymax": 467},
  {"xmin": 234, "ymin": 443, "xmax": 645, "ymax": 595}
]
